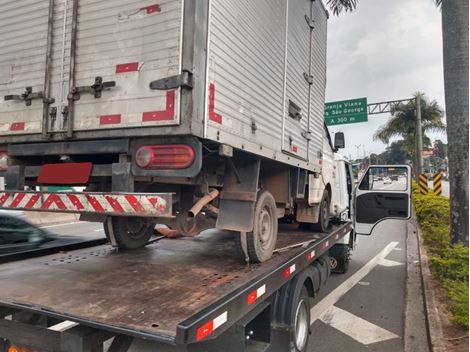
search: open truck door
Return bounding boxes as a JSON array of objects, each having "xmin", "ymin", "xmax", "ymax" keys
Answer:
[{"xmin": 354, "ymin": 165, "xmax": 411, "ymax": 235}]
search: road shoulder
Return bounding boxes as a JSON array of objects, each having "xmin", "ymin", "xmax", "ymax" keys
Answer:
[{"xmin": 405, "ymin": 220, "xmax": 432, "ymax": 352}]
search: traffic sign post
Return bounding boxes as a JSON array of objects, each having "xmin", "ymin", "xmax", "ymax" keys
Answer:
[
  {"xmin": 419, "ymin": 174, "xmax": 429, "ymax": 195},
  {"xmin": 433, "ymin": 172, "xmax": 443, "ymax": 196},
  {"xmin": 325, "ymin": 97, "xmax": 368, "ymax": 126}
]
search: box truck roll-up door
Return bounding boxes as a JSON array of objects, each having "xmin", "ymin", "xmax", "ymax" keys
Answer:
[{"xmin": 0, "ymin": 0, "xmax": 51, "ymax": 136}]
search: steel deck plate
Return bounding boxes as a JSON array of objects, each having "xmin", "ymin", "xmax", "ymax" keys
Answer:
[{"xmin": 0, "ymin": 223, "xmax": 349, "ymax": 343}]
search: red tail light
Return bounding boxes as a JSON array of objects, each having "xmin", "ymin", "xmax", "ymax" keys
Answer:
[{"xmin": 135, "ymin": 145, "xmax": 195, "ymax": 169}]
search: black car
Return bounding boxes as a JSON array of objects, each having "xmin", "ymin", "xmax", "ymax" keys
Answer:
[{"xmin": 0, "ymin": 213, "xmax": 53, "ymax": 254}]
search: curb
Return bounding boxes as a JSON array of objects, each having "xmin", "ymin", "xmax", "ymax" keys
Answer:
[
  {"xmin": 413, "ymin": 216, "xmax": 446, "ymax": 352},
  {"xmin": 405, "ymin": 220, "xmax": 430, "ymax": 352}
]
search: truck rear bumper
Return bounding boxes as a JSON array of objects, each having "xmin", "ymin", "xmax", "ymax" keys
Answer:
[{"xmin": 0, "ymin": 191, "xmax": 173, "ymax": 218}]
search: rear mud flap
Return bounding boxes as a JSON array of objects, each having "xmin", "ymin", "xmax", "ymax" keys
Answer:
[{"xmin": 216, "ymin": 158, "xmax": 260, "ymax": 232}]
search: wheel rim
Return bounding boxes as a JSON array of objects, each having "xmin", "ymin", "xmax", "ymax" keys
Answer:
[
  {"xmin": 125, "ymin": 218, "xmax": 147, "ymax": 239},
  {"xmin": 294, "ymin": 299, "xmax": 309, "ymax": 350},
  {"xmin": 329, "ymin": 256, "xmax": 338, "ymax": 269},
  {"xmin": 258, "ymin": 206, "xmax": 274, "ymax": 250}
]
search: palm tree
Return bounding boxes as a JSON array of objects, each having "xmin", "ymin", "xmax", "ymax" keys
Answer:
[
  {"xmin": 327, "ymin": 0, "xmax": 469, "ymax": 246},
  {"xmin": 373, "ymin": 93, "xmax": 445, "ymax": 175}
]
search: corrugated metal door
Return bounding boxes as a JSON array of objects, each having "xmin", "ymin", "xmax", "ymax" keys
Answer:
[
  {"xmin": 0, "ymin": 0, "xmax": 50, "ymax": 135},
  {"xmin": 69, "ymin": 0, "xmax": 184, "ymax": 132},
  {"xmin": 282, "ymin": 0, "xmax": 312, "ymax": 160}
]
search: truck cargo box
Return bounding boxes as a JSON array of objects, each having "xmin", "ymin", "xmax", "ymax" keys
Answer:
[{"xmin": 0, "ymin": 0, "xmax": 328, "ymax": 171}]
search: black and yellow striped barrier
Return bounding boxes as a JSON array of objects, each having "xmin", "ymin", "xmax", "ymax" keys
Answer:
[
  {"xmin": 433, "ymin": 172, "xmax": 443, "ymax": 196},
  {"xmin": 419, "ymin": 174, "xmax": 428, "ymax": 195}
]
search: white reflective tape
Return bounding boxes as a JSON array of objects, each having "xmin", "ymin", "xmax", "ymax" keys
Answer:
[
  {"xmin": 257, "ymin": 284, "xmax": 266, "ymax": 298},
  {"xmin": 213, "ymin": 311, "xmax": 228, "ymax": 330},
  {"xmin": 309, "ymin": 250, "xmax": 316, "ymax": 259},
  {"xmin": 290, "ymin": 264, "xmax": 296, "ymax": 274}
]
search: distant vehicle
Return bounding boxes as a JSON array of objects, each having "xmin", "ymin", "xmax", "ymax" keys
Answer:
[
  {"xmin": 383, "ymin": 177, "xmax": 392, "ymax": 184},
  {"xmin": 378, "ymin": 177, "xmax": 383, "ymax": 181},
  {"xmin": 0, "ymin": 214, "xmax": 52, "ymax": 254},
  {"xmin": 390, "ymin": 175, "xmax": 399, "ymax": 181}
]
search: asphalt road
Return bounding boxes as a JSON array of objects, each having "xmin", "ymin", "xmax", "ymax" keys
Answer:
[{"xmin": 308, "ymin": 219, "xmax": 409, "ymax": 352}]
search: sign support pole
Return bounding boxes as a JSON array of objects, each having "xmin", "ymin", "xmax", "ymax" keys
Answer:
[{"xmin": 416, "ymin": 95, "xmax": 424, "ymax": 181}]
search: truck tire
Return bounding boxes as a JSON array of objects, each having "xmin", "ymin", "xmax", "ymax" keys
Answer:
[
  {"xmin": 106, "ymin": 216, "xmax": 154, "ymax": 249},
  {"xmin": 329, "ymin": 244, "xmax": 350, "ymax": 274},
  {"xmin": 235, "ymin": 191, "xmax": 278, "ymax": 263},
  {"xmin": 310, "ymin": 191, "xmax": 330, "ymax": 232},
  {"xmin": 289, "ymin": 287, "xmax": 311, "ymax": 352}
]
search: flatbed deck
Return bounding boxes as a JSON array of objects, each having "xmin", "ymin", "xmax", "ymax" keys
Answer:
[{"xmin": 0, "ymin": 222, "xmax": 352, "ymax": 345}]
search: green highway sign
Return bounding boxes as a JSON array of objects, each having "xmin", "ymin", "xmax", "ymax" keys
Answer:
[{"xmin": 325, "ymin": 97, "xmax": 368, "ymax": 126}]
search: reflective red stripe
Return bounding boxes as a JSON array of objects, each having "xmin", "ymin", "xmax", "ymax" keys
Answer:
[
  {"xmin": 115, "ymin": 62, "xmax": 139, "ymax": 73},
  {"xmin": 86, "ymin": 195, "xmax": 105, "ymax": 212},
  {"xmin": 0, "ymin": 193, "xmax": 11, "ymax": 206},
  {"xmin": 307, "ymin": 250, "xmax": 316, "ymax": 261},
  {"xmin": 247, "ymin": 284, "xmax": 266, "ymax": 305},
  {"xmin": 125, "ymin": 195, "xmax": 145, "ymax": 213},
  {"xmin": 208, "ymin": 83, "xmax": 222, "ymax": 124},
  {"xmin": 24, "ymin": 193, "xmax": 41, "ymax": 209},
  {"xmin": 142, "ymin": 90, "xmax": 175, "ymax": 121},
  {"xmin": 68, "ymin": 194, "xmax": 85, "ymax": 210},
  {"xmin": 196, "ymin": 321, "xmax": 213, "ymax": 341},
  {"xmin": 9, "ymin": 193, "xmax": 26, "ymax": 208},
  {"xmin": 291, "ymin": 145, "xmax": 298, "ymax": 153},
  {"xmin": 41, "ymin": 194, "xmax": 66, "ymax": 210},
  {"xmin": 196, "ymin": 311, "xmax": 228, "ymax": 341},
  {"xmin": 283, "ymin": 264, "xmax": 296, "ymax": 278},
  {"xmin": 100, "ymin": 114, "xmax": 121, "ymax": 125},
  {"xmin": 10, "ymin": 122, "xmax": 25, "ymax": 131},
  {"xmin": 141, "ymin": 4, "xmax": 161, "ymax": 13},
  {"xmin": 105, "ymin": 196, "xmax": 125, "ymax": 213}
]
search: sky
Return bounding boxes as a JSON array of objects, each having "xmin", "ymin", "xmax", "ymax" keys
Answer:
[{"xmin": 324, "ymin": 0, "xmax": 447, "ymax": 160}]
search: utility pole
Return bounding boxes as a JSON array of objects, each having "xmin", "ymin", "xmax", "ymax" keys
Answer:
[
  {"xmin": 355, "ymin": 144, "xmax": 362, "ymax": 160},
  {"xmin": 416, "ymin": 95, "xmax": 424, "ymax": 180}
]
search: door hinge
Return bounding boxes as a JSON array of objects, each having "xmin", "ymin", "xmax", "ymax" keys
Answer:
[
  {"xmin": 305, "ymin": 14, "xmax": 315, "ymax": 29},
  {"xmin": 68, "ymin": 76, "xmax": 116, "ymax": 101},
  {"xmin": 303, "ymin": 72, "xmax": 314, "ymax": 85},
  {"xmin": 149, "ymin": 70, "xmax": 193, "ymax": 90},
  {"xmin": 4, "ymin": 87, "xmax": 54, "ymax": 106}
]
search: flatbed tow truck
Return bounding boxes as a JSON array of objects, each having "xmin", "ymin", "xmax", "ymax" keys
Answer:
[
  {"xmin": 0, "ymin": 222, "xmax": 350, "ymax": 352},
  {"xmin": 0, "ymin": 163, "xmax": 412, "ymax": 352}
]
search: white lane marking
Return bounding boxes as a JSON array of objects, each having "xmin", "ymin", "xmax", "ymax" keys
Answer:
[
  {"xmin": 40, "ymin": 222, "xmax": 81, "ymax": 229},
  {"xmin": 320, "ymin": 306, "xmax": 399, "ymax": 345},
  {"xmin": 311, "ymin": 241, "xmax": 399, "ymax": 323},
  {"xmin": 358, "ymin": 281, "xmax": 370, "ymax": 286},
  {"xmin": 379, "ymin": 258, "xmax": 404, "ymax": 267},
  {"xmin": 48, "ymin": 320, "xmax": 79, "ymax": 332}
]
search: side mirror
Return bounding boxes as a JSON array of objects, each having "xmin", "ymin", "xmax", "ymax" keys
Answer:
[{"xmin": 334, "ymin": 132, "xmax": 345, "ymax": 149}]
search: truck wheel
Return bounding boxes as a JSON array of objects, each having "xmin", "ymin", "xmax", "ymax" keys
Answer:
[
  {"xmin": 329, "ymin": 244, "xmax": 350, "ymax": 274},
  {"xmin": 310, "ymin": 191, "xmax": 330, "ymax": 232},
  {"xmin": 106, "ymin": 216, "xmax": 154, "ymax": 249},
  {"xmin": 289, "ymin": 287, "xmax": 311, "ymax": 352},
  {"xmin": 235, "ymin": 191, "xmax": 278, "ymax": 263}
]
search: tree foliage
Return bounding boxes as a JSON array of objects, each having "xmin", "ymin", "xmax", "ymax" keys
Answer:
[{"xmin": 373, "ymin": 93, "xmax": 445, "ymax": 149}]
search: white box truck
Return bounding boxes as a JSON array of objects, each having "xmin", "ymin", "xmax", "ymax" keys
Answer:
[
  {"xmin": 0, "ymin": 0, "xmax": 347, "ymax": 262},
  {"xmin": 0, "ymin": 0, "xmax": 411, "ymax": 264}
]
